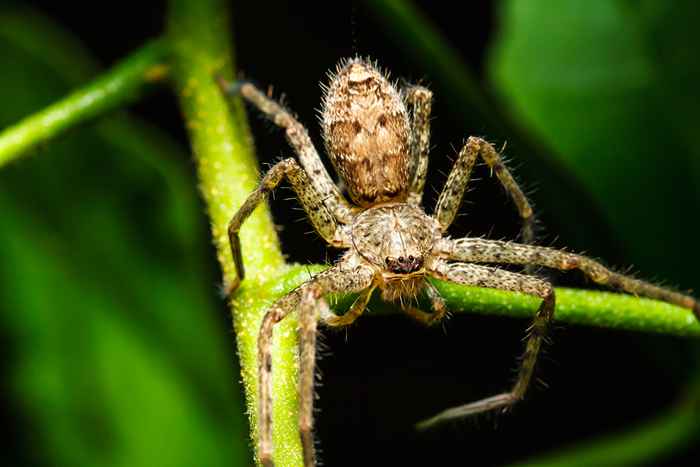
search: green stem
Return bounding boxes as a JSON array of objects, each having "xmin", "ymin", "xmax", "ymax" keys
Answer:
[
  {"xmin": 0, "ymin": 12, "xmax": 200, "ymax": 257},
  {"xmin": 270, "ymin": 265, "xmax": 700, "ymax": 338},
  {"xmin": 0, "ymin": 39, "xmax": 168, "ymax": 168},
  {"xmin": 166, "ymin": 1, "xmax": 300, "ymax": 465}
]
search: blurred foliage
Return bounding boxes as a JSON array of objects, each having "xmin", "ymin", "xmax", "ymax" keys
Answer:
[
  {"xmin": 489, "ymin": 0, "xmax": 700, "ymax": 463},
  {"xmin": 0, "ymin": 9, "xmax": 249, "ymax": 467},
  {"xmin": 490, "ymin": 0, "xmax": 700, "ymax": 285},
  {"xmin": 511, "ymin": 378, "xmax": 700, "ymax": 467}
]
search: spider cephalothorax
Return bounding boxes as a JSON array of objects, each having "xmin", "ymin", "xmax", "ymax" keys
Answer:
[
  {"xmin": 350, "ymin": 202, "xmax": 438, "ymax": 301},
  {"xmin": 218, "ymin": 58, "xmax": 700, "ymax": 467}
]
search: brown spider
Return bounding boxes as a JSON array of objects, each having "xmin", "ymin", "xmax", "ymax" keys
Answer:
[{"xmin": 218, "ymin": 58, "xmax": 700, "ymax": 467}]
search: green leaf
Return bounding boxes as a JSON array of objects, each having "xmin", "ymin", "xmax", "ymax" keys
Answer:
[
  {"xmin": 508, "ymin": 377, "xmax": 700, "ymax": 467},
  {"xmin": 0, "ymin": 10, "xmax": 248, "ymax": 466},
  {"xmin": 489, "ymin": 1, "xmax": 700, "ymax": 464},
  {"xmin": 489, "ymin": 0, "xmax": 700, "ymax": 285}
]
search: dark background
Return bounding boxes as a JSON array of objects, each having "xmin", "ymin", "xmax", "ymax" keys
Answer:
[{"xmin": 1, "ymin": 1, "xmax": 699, "ymax": 466}]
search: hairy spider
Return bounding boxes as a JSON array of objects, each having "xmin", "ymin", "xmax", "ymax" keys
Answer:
[{"xmin": 218, "ymin": 58, "xmax": 700, "ymax": 467}]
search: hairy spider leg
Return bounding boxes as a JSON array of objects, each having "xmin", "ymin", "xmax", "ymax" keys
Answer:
[
  {"xmin": 435, "ymin": 136, "xmax": 535, "ymax": 243},
  {"xmin": 404, "ymin": 85, "xmax": 433, "ymax": 205},
  {"xmin": 417, "ymin": 238, "xmax": 700, "ymax": 428},
  {"xmin": 443, "ymin": 238, "xmax": 700, "ymax": 318},
  {"xmin": 418, "ymin": 261, "xmax": 555, "ymax": 429},
  {"xmin": 258, "ymin": 265, "xmax": 375, "ymax": 467},
  {"xmin": 218, "ymin": 79, "xmax": 356, "ymax": 223},
  {"xmin": 226, "ymin": 158, "xmax": 341, "ymax": 295}
]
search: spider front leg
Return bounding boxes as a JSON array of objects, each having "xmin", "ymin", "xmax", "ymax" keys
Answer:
[
  {"xmin": 418, "ymin": 261, "xmax": 555, "ymax": 429},
  {"xmin": 404, "ymin": 85, "xmax": 433, "ymax": 205},
  {"xmin": 441, "ymin": 238, "xmax": 700, "ymax": 319},
  {"xmin": 225, "ymin": 157, "xmax": 341, "ymax": 294},
  {"xmin": 435, "ymin": 136, "xmax": 535, "ymax": 243},
  {"xmin": 258, "ymin": 264, "xmax": 375, "ymax": 467},
  {"xmin": 218, "ymin": 78, "xmax": 356, "ymax": 223},
  {"xmin": 258, "ymin": 290, "xmax": 301, "ymax": 467}
]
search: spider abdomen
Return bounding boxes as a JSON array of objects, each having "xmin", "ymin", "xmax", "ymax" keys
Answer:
[{"xmin": 321, "ymin": 58, "xmax": 411, "ymax": 206}]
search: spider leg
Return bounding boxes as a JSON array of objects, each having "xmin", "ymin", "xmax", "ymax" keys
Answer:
[
  {"xmin": 297, "ymin": 286, "xmax": 321, "ymax": 467},
  {"xmin": 403, "ymin": 85, "xmax": 433, "ymax": 205},
  {"xmin": 435, "ymin": 136, "xmax": 534, "ymax": 243},
  {"xmin": 258, "ymin": 263, "xmax": 375, "ymax": 467},
  {"xmin": 403, "ymin": 280, "xmax": 447, "ymax": 326},
  {"xmin": 226, "ymin": 157, "xmax": 344, "ymax": 295},
  {"xmin": 258, "ymin": 290, "xmax": 300, "ymax": 467},
  {"xmin": 418, "ymin": 261, "xmax": 555, "ymax": 429},
  {"xmin": 218, "ymin": 79, "xmax": 356, "ymax": 223},
  {"xmin": 440, "ymin": 237, "xmax": 700, "ymax": 318}
]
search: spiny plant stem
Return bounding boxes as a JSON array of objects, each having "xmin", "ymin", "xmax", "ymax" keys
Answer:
[
  {"xmin": 166, "ymin": 1, "xmax": 302, "ymax": 465},
  {"xmin": 0, "ymin": 39, "xmax": 168, "ymax": 168}
]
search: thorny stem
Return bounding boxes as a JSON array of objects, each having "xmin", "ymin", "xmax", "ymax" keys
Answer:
[
  {"xmin": 166, "ymin": 1, "xmax": 302, "ymax": 465},
  {"xmin": 0, "ymin": 39, "xmax": 168, "ymax": 168}
]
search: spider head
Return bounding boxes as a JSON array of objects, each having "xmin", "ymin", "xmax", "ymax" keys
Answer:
[
  {"xmin": 384, "ymin": 255, "xmax": 424, "ymax": 274},
  {"xmin": 321, "ymin": 57, "xmax": 411, "ymax": 207}
]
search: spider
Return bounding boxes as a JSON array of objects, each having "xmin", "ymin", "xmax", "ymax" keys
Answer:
[{"xmin": 218, "ymin": 58, "xmax": 700, "ymax": 467}]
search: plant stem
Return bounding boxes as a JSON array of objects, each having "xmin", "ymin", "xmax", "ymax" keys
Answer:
[
  {"xmin": 271, "ymin": 265, "xmax": 700, "ymax": 338},
  {"xmin": 166, "ymin": 1, "xmax": 301, "ymax": 465},
  {"xmin": 0, "ymin": 39, "xmax": 168, "ymax": 168}
]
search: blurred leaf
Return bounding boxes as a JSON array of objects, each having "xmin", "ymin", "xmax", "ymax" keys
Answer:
[
  {"xmin": 364, "ymin": 0, "xmax": 619, "ymax": 256},
  {"xmin": 0, "ymin": 10, "xmax": 248, "ymax": 467},
  {"xmin": 508, "ymin": 377, "xmax": 700, "ymax": 467},
  {"xmin": 489, "ymin": 0, "xmax": 700, "ymax": 287},
  {"xmin": 490, "ymin": 1, "xmax": 700, "ymax": 464}
]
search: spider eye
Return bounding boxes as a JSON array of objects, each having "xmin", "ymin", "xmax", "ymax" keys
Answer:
[
  {"xmin": 408, "ymin": 255, "xmax": 414, "ymax": 262},
  {"xmin": 398, "ymin": 256, "xmax": 405, "ymax": 263}
]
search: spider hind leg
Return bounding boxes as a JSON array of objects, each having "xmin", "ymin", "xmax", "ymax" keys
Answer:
[{"xmin": 418, "ymin": 261, "xmax": 555, "ymax": 429}]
